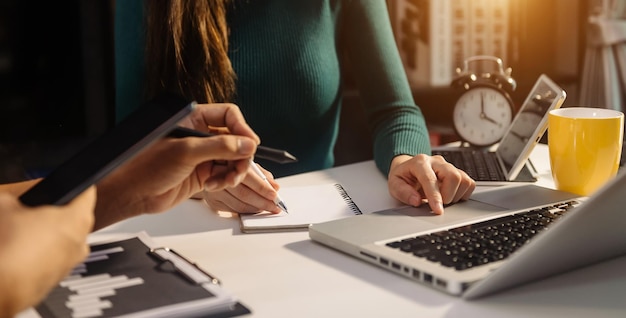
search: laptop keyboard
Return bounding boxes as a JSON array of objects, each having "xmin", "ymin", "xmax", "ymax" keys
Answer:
[
  {"xmin": 385, "ymin": 201, "xmax": 579, "ymax": 271},
  {"xmin": 432, "ymin": 150, "xmax": 504, "ymax": 181}
]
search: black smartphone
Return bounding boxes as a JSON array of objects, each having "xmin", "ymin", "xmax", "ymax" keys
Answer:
[{"xmin": 19, "ymin": 94, "xmax": 195, "ymax": 206}]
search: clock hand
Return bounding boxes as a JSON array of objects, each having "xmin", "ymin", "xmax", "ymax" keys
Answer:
[
  {"xmin": 480, "ymin": 92, "xmax": 485, "ymax": 114},
  {"xmin": 482, "ymin": 113, "xmax": 501, "ymax": 126},
  {"xmin": 478, "ymin": 92, "xmax": 501, "ymax": 126},
  {"xmin": 479, "ymin": 108, "xmax": 500, "ymax": 126},
  {"xmin": 480, "ymin": 113, "xmax": 499, "ymax": 125}
]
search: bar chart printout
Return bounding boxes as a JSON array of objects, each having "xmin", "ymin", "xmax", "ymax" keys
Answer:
[{"xmin": 35, "ymin": 233, "xmax": 248, "ymax": 318}]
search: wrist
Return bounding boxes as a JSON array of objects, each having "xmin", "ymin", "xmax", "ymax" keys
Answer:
[
  {"xmin": 390, "ymin": 154, "xmax": 412, "ymax": 171},
  {"xmin": 93, "ymin": 171, "xmax": 144, "ymax": 231}
]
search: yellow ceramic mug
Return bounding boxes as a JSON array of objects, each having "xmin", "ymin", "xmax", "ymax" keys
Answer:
[{"xmin": 548, "ymin": 107, "xmax": 624, "ymax": 196}]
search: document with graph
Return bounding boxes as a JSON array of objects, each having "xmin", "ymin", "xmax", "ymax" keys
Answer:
[{"xmin": 34, "ymin": 232, "xmax": 250, "ymax": 318}]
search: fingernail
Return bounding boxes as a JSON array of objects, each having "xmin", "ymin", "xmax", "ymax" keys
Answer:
[
  {"xmin": 409, "ymin": 195, "xmax": 422, "ymax": 207},
  {"xmin": 238, "ymin": 138, "xmax": 255, "ymax": 155},
  {"xmin": 435, "ymin": 202, "xmax": 444, "ymax": 215}
]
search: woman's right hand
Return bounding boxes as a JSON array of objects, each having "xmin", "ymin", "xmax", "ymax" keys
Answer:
[{"xmin": 202, "ymin": 162, "xmax": 283, "ymax": 214}]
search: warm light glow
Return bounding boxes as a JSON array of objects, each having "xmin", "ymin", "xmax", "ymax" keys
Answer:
[{"xmin": 217, "ymin": 210, "xmax": 237, "ymax": 219}]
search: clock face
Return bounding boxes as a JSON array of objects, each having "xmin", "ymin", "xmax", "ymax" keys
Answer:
[{"xmin": 453, "ymin": 87, "xmax": 513, "ymax": 147}]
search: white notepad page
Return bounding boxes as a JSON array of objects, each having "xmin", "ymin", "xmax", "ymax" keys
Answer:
[{"xmin": 239, "ymin": 183, "xmax": 361, "ymax": 233}]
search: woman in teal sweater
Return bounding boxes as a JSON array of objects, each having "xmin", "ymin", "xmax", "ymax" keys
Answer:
[{"xmin": 115, "ymin": 0, "xmax": 475, "ymax": 215}]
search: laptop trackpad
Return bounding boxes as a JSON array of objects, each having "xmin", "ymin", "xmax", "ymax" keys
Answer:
[
  {"xmin": 470, "ymin": 184, "xmax": 580, "ymax": 210},
  {"xmin": 383, "ymin": 185, "xmax": 579, "ymax": 227},
  {"xmin": 381, "ymin": 199, "xmax": 508, "ymax": 226}
]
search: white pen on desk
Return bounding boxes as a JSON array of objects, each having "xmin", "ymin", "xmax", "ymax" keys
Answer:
[{"xmin": 249, "ymin": 159, "xmax": 289, "ymax": 213}]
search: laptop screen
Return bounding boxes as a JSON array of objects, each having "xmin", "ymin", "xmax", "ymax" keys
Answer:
[{"xmin": 496, "ymin": 74, "xmax": 566, "ymax": 179}]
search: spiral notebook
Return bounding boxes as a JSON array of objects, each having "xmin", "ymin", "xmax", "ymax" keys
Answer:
[{"xmin": 239, "ymin": 183, "xmax": 362, "ymax": 233}]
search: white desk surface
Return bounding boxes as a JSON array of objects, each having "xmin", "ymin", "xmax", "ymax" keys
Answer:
[{"xmin": 91, "ymin": 144, "xmax": 626, "ymax": 318}]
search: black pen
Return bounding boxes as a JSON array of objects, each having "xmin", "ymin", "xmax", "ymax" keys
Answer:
[{"xmin": 166, "ymin": 126, "xmax": 298, "ymax": 164}]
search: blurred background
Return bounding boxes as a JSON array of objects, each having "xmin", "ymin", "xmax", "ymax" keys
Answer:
[
  {"xmin": 0, "ymin": 0, "xmax": 114, "ymax": 183},
  {"xmin": 0, "ymin": 0, "xmax": 623, "ymax": 183}
]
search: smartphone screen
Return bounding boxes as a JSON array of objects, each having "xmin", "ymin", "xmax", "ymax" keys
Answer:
[{"xmin": 19, "ymin": 94, "xmax": 194, "ymax": 206}]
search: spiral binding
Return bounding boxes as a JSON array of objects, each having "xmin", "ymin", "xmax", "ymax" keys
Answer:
[{"xmin": 333, "ymin": 184, "xmax": 362, "ymax": 215}]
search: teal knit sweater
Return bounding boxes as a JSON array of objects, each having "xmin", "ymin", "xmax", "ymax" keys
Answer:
[{"xmin": 115, "ymin": 0, "xmax": 431, "ymax": 177}]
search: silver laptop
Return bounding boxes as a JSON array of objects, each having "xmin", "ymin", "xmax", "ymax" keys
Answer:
[
  {"xmin": 432, "ymin": 74, "xmax": 566, "ymax": 184},
  {"xmin": 309, "ymin": 170, "xmax": 626, "ymax": 299}
]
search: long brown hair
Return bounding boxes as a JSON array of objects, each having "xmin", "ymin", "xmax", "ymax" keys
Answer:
[{"xmin": 144, "ymin": 0, "xmax": 234, "ymax": 104}]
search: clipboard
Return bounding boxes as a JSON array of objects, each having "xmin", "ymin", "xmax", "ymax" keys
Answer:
[{"xmin": 35, "ymin": 232, "xmax": 251, "ymax": 318}]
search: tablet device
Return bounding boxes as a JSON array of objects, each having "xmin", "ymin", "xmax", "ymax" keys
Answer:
[
  {"xmin": 19, "ymin": 94, "xmax": 195, "ymax": 206},
  {"xmin": 495, "ymin": 74, "xmax": 566, "ymax": 179}
]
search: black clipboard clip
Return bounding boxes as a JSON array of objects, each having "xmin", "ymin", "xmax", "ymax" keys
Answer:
[{"xmin": 149, "ymin": 247, "xmax": 221, "ymax": 285}]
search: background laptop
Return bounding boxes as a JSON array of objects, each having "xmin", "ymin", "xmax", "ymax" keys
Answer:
[
  {"xmin": 432, "ymin": 74, "xmax": 566, "ymax": 184},
  {"xmin": 309, "ymin": 170, "xmax": 626, "ymax": 299}
]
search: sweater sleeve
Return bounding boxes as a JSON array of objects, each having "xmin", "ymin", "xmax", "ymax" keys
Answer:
[{"xmin": 341, "ymin": 0, "xmax": 431, "ymax": 176}]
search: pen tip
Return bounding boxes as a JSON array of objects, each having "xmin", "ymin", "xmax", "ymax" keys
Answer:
[
  {"xmin": 285, "ymin": 152, "xmax": 298, "ymax": 163},
  {"xmin": 278, "ymin": 201, "xmax": 289, "ymax": 214}
]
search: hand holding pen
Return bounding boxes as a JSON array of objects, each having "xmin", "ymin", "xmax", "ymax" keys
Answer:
[
  {"xmin": 167, "ymin": 126, "xmax": 294, "ymax": 213},
  {"xmin": 248, "ymin": 160, "xmax": 289, "ymax": 213}
]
